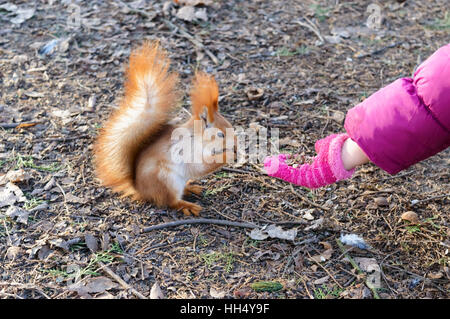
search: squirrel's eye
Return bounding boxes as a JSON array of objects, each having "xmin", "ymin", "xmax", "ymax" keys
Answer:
[{"xmin": 217, "ymin": 131, "xmax": 224, "ymax": 138}]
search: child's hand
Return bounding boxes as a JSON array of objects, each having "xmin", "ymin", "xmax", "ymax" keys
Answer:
[{"xmin": 263, "ymin": 134, "xmax": 355, "ymax": 188}]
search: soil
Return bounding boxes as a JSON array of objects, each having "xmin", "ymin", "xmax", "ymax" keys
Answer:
[{"xmin": 0, "ymin": 0, "xmax": 449, "ymax": 299}]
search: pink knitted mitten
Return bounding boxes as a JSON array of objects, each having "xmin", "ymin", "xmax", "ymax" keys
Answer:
[{"xmin": 263, "ymin": 133, "xmax": 355, "ymax": 189}]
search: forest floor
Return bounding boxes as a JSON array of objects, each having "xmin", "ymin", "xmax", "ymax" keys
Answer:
[{"xmin": 0, "ymin": 0, "xmax": 449, "ymax": 299}]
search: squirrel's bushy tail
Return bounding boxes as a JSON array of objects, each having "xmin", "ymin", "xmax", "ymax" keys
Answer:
[{"xmin": 93, "ymin": 41, "xmax": 180, "ymax": 199}]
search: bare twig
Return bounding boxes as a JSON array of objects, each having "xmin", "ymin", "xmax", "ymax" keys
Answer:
[
  {"xmin": 335, "ymin": 238, "xmax": 380, "ymax": 299},
  {"xmin": 162, "ymin": 19, "xmax": 219, "ymax": 65},
  {"xmin": 411, "ymin": 194, "xmax": 449, "ymax": 206},
  {"xmin": 0, "ymin": 282, "xmax": 51, "ymax": 299},
  {"xmin": 115, "ymin": 0, "xmax": 219, "ymax": 64},
  {"xmin": 295, "ymin": 18, "xmax": 324, "ymax": 43},
  {"xmin": 0, "ymin": 122, "xmax": 38, "ymax": 129},
  {"xmin": 33, "ymin": 135, "xmax": 90, "ymax": 143},
  {"xmin": 221, "ymin": 166, "xmax": 262, "ymax": 175},
  {"xmin": 289, "ymin": 185, "xmax": 330, "ymax": 211},
  {"xmin": 97, "ymin": 262, "xmax": 147, "ymax": 299},
  {"xmin": 380, "ymin": 170, "xmax": 415, "ymax": 181},
  {"xmin": 2, "ymin": 218, "xmax": 12, "ymax": 246},
  {"xmin": 116, "ymin": 0, "xmax": 155, "ymax": 19},
  {"xmin": 142, "ymin": 218, "xmax": 258, "ymax": 233},
  {"xmin": 356, "ymin": 42, "xmax": 403, "ymax": 59},
  {"xmin": 320, "ymin": 108, "xmax": 330, "ymax": 137},
  {"xmin": 0, "ymin": 292, "xmax": 23, "ymax": 298},
  {"xmin": 306, "ymin": 251, "xmax": 344, "ymax": 290}
]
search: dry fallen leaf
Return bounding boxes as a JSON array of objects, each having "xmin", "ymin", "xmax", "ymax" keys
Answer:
[
  {"xmin": 249, "ymin": 228, "xmax": 269, "ymax": 240},
  {"xmin": 249, "ymin": 121, "xmax": 264, "ymax": 132},
  {"xmin": 374, "ymin": 197, "xmax": 389, "ymax": 207},
  {"xmin": 85, "ymin": 277, "xmax": 118, "ymax": 293},
  {"xmin": 176, "ymin": 0, "xmax": 213, "ymax": 6},
  {"xmin": 249, "ymin": 224, "xmax": 297, "ymax": 241},
  {"xmin": 353, "ymin": 257, "xmax": 381, "ymax": 290},
  {"xmin": 51, "ymin": 109, "xmax": 71, "ymax": 121},
  {"xmin": 279, "ymin": 137, "xmax": 301, "ymax": 148},
  {"xmin": 150, "ymin": 281, "xmax": 164, "ymax": 299},
  {"xmin": 245, "ymin": 87, "xmax": 264, "ymax": 101},
  {"xmin": 302, "ymin": 210, "xmax": 315, "ymax": 221},
  {"xmin": 0, "ymin": 3, "xmax": 35, "ymax": 25},
  {"xmin": 309, "ymin": 241, "xmax": 333, "ymax": 263},
  {"xmin": 37, "ymin": 245, "xmax": 53, "ymax": 261},
  {"xmin": 65, "ymin": 193, "xmax": 88, "ymax": 204},
  {"xmin": 427, "ymin": 271, "xmax": 444, "ymax": 279},
  {"xmin": 320, "ymin": 241, "xmax": 333, "ymax": 250},
  {"xmin": 24, "ymin": 91, "xmax": 45, "ymax": 98},
  {"xmin": 210, "ymin": 287, "xmax": 226, "ymax": 298},
  {"xmin": 331, "ymin": 110, "xmax": 345, "ymax": 123},
  {"xmin": 85, "ymin": 233, "xmax": 99, "ymax": 253},
  {"xmin": 233, "ymin": 288, "xmax": 252, "ymax": 298},
  {"xmin": 353, "ymin": 257, "xmax": 381, "ymax": 273},
  {"xmin": 251, "ymin": 250, "xmax": 280, "ymax": 262},
  {"xmin": 0, "ymin": 169, "xmax": 30, "ymax": 185},
  {"xmin": 309, "ymin": 248, "xmax": 333, "ymax": 263},
  {"xmin": 5, "ymin": 206, "xmax": 29, "ymax": 225},
  {"xmin": 304, "ymin": 217, "xmax": 324, "ymax": 231},
  {"xmin": 176, "ymin": 5, "xmax": 196, "ymax": 21},
  {"xmin": 195, "ymin": 8, "xmax": 208, "ymax": 21},
  {"xmin": 266, "ymin": 224, "xmax": 297, "ymax": 241},
  {"xmin": 6, "ymin": 246, "xmax": 21, "ymax": 261},
  {"xmin": 313, "ymin": 275, "xmax": 330, "ymax": 285},
  {"xmin": 0, "ymin": 182, "xmax": 27, "ymax": 207},
  {"xmin": 70, "ymin": 277, "xmax": 118, "ymax": 297}
]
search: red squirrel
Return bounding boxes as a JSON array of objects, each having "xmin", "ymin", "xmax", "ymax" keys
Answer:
[{"xmin": 93, "ymin": 41, "xmax": 234, "ymax": 216}]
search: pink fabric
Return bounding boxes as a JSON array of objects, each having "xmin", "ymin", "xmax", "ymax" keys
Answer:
[
  {"xmin": 264, "ymin": 134, "xmax": 355, "ymax": 188},
  {"xmin": 344, "ymin": 43, "xmax": 450, "ymax": 175}
]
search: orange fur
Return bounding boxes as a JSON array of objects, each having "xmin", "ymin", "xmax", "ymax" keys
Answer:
[
  {"xmin": 93, "ymin": 41, "xmax": 180, "ymax": 200},
  {"xmin": 93, "ymin": 41, "xmax": 234, "ymax": 216},
  {"xmin": 190, "ymin": 71, "xmax": 219, "ymax": 123}
]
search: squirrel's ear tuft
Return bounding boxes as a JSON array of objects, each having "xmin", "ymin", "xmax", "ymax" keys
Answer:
[{"xmin": 190, "ymin": 71, "xmax": 219, "ymax": 123}]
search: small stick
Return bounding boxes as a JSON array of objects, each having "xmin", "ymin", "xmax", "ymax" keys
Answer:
[
  {"xmin": 411, "ymin": 194, "xmax": 449, "ymax": 206},
  {"xmin": 289, "ymin": 185, "xmax": 330, "ymax": 211},
  {"xmin": 163, "ymin": 19, "xmax": 219, "ymax": 65},
  {"xmin": 320, "ymin": 109, "xmax": 330, "ymax": 137},
  {"xmin": 0, "ymin": 122, "xmax": 38, "ymax": 129},
  {"xmin": 33, "ymin": 135, "xmax": 90, "ymax": 143},
  {"xmin": 380, "ymin": 170, "xmax": 415, "ymax": 181},
  {"xmin": 296, "ymin": 18, "xmax": 324, "ymax": 43},
  {"xmin": 142, "ymin": 218, "xmax": 258, "ymax": 233},
  {"xmin": 221, "ymin": 167, "xmax": 259, "ymax": 175},
  {"xmin": 0, "ymin": 282, "xmax": 51, "ymax": 299},
  {"xmin": 117, "ymin": 0, "xmax": 219, "ymax": 65},
  {"xmin": 335, "ymin": 238, "xmax": 380, "ymax": 299},
  {"xmin": 2, "ymin": 218, "xmax": 12, "ymax": 246},
  {"xmin": 306, "ymin": 251, "xmax": 344, "ymax": 290},
  {"xmin": 97, "ymin": 261, "xmax": 147, "ymax": 299},
  {"xmin": 356, "ymin": 42, "xmax": 403, "ymax": 59},
  {"xmin": 116, "ymin": 0, "xmax": 154, "ymax": 19},
  {"xmin": 294, "ymin": 272, "xmax": 314, "ymax": 299}
]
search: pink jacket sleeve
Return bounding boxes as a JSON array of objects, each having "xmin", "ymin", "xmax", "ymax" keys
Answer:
[{"xmin": 344, "ymin": 43, "xmax": 450, "ymax": 175}]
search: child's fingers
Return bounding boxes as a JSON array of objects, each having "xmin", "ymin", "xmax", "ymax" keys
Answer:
[{"xmin": 263, "ymin": 154, "xmax": 288, "ymax": 175}]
